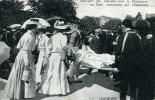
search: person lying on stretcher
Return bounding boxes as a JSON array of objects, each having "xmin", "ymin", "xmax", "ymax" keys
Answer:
[{"xmin": 73, "ymin": 37, "xmax": 116, "ymax": 73}]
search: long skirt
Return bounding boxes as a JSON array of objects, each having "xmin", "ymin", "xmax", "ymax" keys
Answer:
[
  {"xmin": 40, "ymin": 53, "xmax": 70, "ymax": 95},
  {"xmin": 3, "ymin": 51, "xmax": 36, "ymax": 99},
  {"xmin": 35, "ymin": 50, "xmax": 46, "ymax": 83}
]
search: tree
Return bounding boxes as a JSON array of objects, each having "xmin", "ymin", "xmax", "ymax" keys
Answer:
[
  {"xmin": 0, "ymin": 0, "xmax": 77, "ymax": 28},
  {"xmin": 31, "ymin": 0, "xmax": 77, "ymax": 22},
  {"xmin": 136, "ymin": 12, "xmax": 142, "ymax": 19},
  {"xmin": 0, "ymin": 0, "xmax": 36, "ymax": 27},
  {"xmin": 125, "ymin": 14, "xmax": 133, "ymax": 20},
  {"xmin": 102, "ymin": 19, "xmax": 121, "ymax": 30},
  {"xmin": 80, "ymin": 16, "xmax": 100, "ymax": 35}
]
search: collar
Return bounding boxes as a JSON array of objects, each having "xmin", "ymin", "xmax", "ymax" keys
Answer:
[
  {"xmin": 27, "ymin": 30, "xmax": 35, "ymax": 38},
  {"xmin": 125, "ymin": 28, "xmax": 131, "ymax": 32}
]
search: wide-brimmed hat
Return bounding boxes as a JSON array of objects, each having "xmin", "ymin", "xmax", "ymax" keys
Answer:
[{"xmin": 54, "ymin": 20, "xmax": 68, "ymax": 30}]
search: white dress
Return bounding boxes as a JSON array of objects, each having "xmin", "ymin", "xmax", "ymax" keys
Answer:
[
  {"xmin": 4, "ymin": 30, "xmax": 36, "ymax": 99},
  {"xmin": 35, "ymin": 34, "xmax": 49, "ymax": 83},
  {"xmin": 40, "ymin": 32, "xmax": 70, "ymax": 95}
]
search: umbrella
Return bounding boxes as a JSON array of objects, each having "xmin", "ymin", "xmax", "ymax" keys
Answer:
[
  {"xmin": 9, "ymin": 24, "xmax": 21, "ymax": 29},
  {"xmin": 46, "ymin": 16, "xmax": 64, "ymax": 22},
  {"xmin": 21, "ymin": 18, "xmax": 51, "ymax": 29}
]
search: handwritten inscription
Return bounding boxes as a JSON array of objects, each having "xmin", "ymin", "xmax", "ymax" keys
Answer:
[{"xmin": 79, "ymin": 0, "xmax": 149, "ymax": 7}]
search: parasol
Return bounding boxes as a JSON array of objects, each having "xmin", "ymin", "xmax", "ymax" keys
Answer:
[{"xmin": 21, "ymin": 18, "xmax": 51, "ymax": 29}]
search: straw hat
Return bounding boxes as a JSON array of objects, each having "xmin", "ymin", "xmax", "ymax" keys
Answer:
[{"xmin": 54, "ymin": 20, "xmax": 68, "ymax": 30}]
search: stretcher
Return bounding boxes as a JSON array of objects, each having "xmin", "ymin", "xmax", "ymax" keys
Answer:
[{"xmin": 75, "ymin": 49, "xmax": 118, "ymax": 72}]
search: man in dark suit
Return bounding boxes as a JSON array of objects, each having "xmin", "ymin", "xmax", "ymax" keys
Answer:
[
  {"xmin": 115, "ymin": 19, "xmax": 142, "ymax": 100},
  {"xmin": 90, "ymin": 28, "xmax": 103, "ymax": 54},
  {"xmin": 153, "ymin": 33, "xmax": 155, "ymax": 100}
]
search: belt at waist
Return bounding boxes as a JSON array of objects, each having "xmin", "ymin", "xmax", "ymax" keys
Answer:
[
  {"xmin": 51, "ymin": 52, "xmax": 60, "ymax": 53},
  {"xmin": 39, "ymin": 49, "xmax": 46, "ymax": 52},
  {"xmin": 19, "ymin": 49, "xmax": 32, "ymax": 54},
  {"xmin": 39, "ymin": 48, "xmax": 46, "ymax": 50}
]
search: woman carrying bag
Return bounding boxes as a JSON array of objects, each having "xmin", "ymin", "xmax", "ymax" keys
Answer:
[{"xmin": 4, "ymin": 24, "xmax": 40, "ymax": 100}]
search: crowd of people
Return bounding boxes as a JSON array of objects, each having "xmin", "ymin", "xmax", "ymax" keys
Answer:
[
  {"xmin": 1, "ymin": 14, "xmax": 155, "ymax": 100},
  {"xmin": 115, "ymin": 17, "xmax": 154, "ymax": 100},
  {"xmin": 3, "ymin": 19, "xmax": 83, "ymax": 99}
]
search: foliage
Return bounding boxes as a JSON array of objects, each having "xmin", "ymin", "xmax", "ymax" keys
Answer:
[
  {"xmin": 0, "ymin": 0, "xmax": 77, "ymax": 28},
  {"xmin": 80, "ymin": 16, "xmax": 100, "ymax": 35},
  {"xmin": 0, "ymin": 0, "xmax": 36, "ymax": 27},
  {"xmin": 125, "ymin": 14, "xmax": 133, "ymax": 20},
  {"xmin": 32, "ymin": 0, "xmax": 77, "ymax": 22},
  {"xmin": 101, "ymin": 19, "xmax": 121, "ymax": 30}
]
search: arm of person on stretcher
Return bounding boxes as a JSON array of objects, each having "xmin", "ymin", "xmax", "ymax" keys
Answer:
[{"xmin": 86, "ymin": 46, "xmax": 95, "ymax": 54}]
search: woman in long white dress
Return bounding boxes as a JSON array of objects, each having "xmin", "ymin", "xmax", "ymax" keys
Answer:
[
  {"xmin": 35, "ymin": 28, "xmax": 50, "ymax": 84},
  {"xmin": 3, "ymin": 24, "xmax": 39, "ymax": 100},
  {"xmin": 40, "ymin": 20, "xmax": 70, "ymax": 95}
]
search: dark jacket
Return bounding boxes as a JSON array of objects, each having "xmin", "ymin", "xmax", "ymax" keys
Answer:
[
  {"xmin": 152, "ymin": 35, "xmax": 155, "ymax": 98},
  {"xmin": 67, "ymin": 31, "xmax": 81, "ymax": 58},
  {"xmin": 89, "ymin": 35, "xmax": 103, "ymax": 54},
  {"xmin": 68, "ymin": 31, "xmax": 81, "ymax": 47},
  {"xmin": 115, "ymin": 30, "xmax": 142, "ymax": 72}
]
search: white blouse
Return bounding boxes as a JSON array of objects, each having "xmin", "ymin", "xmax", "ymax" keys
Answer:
[
  {"xmin": 16, "ymin": 30, "xmax": 36, "ymax": 51},
  {"xmin": 48, "ymin": 32, "xmax": 67, "ymax": 53},
  {"xmin": 37, "ymin": 34, "xmax": 50, "ymax": 55},
  {"xmin": 16, "ymin": 30, "xmax": 36, "ymax": 65}
]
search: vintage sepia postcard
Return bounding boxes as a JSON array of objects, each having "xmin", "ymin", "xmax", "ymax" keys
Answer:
[{"xmin": 0, "ymin": 0, "xmax": 155, "ymax": 100}]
